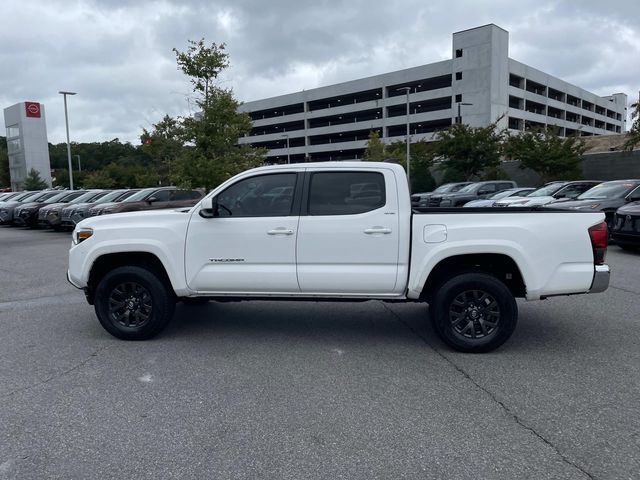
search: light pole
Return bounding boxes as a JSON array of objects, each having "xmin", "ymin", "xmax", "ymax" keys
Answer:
[
  {"xmin": 59, "ymin": 91, "xmax": 77, "ymax": 190},
  {"xmin": 75, "ymin": 154, "xmax": 81, "ymax": 172},
  {"xmin": 281, "ymin": 134, "xmax": 290, "ymax": 164},
  {"xmin": 396, "ymin": 87, "xmax": 412, "ymax": 192},
  {"xmin": 456, "ymin": 102, "xmax": 473, "ymax": 124}
]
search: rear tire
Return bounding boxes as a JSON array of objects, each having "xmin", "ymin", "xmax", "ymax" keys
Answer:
[
  {"xmin": 94, "ymin": 266, "xmax": 175, "ymax": 340},
  {"xmin": 430, "ymin": 272, "xmax": 517, "ymax": 353}
]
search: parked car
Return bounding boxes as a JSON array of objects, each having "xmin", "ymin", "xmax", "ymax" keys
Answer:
[
  {"xmin": 39, "ymin": 190, "xmax": 108, "ymax": 230},
  {"xmin": 94, "ymin": 187, "xmax": 203, "ymax": 216},
  {"xmin": 68, "ymin": 162, "xmax": 609, "ymax": 353},
  {"xmin": 411, "ymin": 182, "xmax": 472, "ymax": 208},
  {"xmin": 14, "ymin": 190, "xmax": 87, "ymax": 227},
  {"xmin": 545, "ymin": 180, "xmax": 640, "ymax": 231},
  {"xmin": 430, "ymin": 181, "xmax": 518, "ymax": 207},
  {"xmin": 62, "ymin": 189, "xmax": 140, "ymax": 227},
  {"xmin": 496, "ymin": 181, "xmax": 602, "ymax": 207},
  {"xmin": 611, "ymin": 202, "xmax": 640, "ymax": 250},
  {"xmin": 0, "ymin": 191, "xmax": 59, "ymax": 225},
  {"xmin": 464, "ymin": 188, "xmax": 535, "ymax": 207}
]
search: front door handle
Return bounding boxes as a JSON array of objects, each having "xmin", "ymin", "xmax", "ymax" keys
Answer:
[
  {"xmin": 364, "ymin": 227, "xmax": 392, "ymax": 235},
  {"xmin": 267, "ymin": 228, "xmax": 294, "ymax": 236}
]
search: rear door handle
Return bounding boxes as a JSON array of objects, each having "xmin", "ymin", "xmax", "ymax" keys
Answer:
[
  {"xmin": 364, "ymin": 227, "xmax": 392, "ymax": 235},
  {"xmin": 267, "ymin": 228, "xmax": 294, "ymax": 235}
]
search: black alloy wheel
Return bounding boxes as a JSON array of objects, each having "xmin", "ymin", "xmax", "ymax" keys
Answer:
[
  {"xmin": 431, "ymin": 272, "xmax": 518, "ymax": 353},
  {"xmin": 448, "ymin": 289, "xmax": 500, "ymax": 340},
  {"xmin": 108, "ymin": 282, "xmax": 153, "ymax": 328},
  {"xmin": 94, "ymin": 266, "xmax": 175, "ymax": 340}
]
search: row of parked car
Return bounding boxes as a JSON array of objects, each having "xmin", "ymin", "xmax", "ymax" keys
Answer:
[
  {"xmin": 410, "ymin": 179, "xmax": 640, "ymax": 250},
  {"xmin": 0, "ymin": 186, "xmax": 204, "ymax": 230}
]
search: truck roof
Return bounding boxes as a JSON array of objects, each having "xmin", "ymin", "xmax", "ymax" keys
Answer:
[{"xmin": 251, "ymin": 161, "xmax": 405, "ymax": 172}]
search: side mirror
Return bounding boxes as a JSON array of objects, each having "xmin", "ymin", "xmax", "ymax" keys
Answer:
[
  {"xmin": 199, "ymin": 196, "xmax": 215, "ymax": 218},
  {"xmin": 626, "ymin": 193, "xmax": 640, "ymax": 203},
  {"xmin": 147, "ymin": 196, "xmax": 157, "ymax": 204}
]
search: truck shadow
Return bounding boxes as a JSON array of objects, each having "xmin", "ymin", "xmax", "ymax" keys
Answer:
[{"xmin": 163, "ymin": 299, "xmax": 576, "ymax": 354}]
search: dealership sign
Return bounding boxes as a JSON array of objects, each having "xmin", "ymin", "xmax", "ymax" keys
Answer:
[{"xmin": 25, "ymin": 102, "xmax": 41, "ymax": 118}]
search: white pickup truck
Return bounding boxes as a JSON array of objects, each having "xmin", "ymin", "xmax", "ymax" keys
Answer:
[{"xmin": 67, "ymin": 162, "xmax": 610, "ymax": 352}]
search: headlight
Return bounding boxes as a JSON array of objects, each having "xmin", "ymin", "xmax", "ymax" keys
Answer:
[{"xmin": 72, "ymin": 228, "xmax": 93, "ymax": 245}]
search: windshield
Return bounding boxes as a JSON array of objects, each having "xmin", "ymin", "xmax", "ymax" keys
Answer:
[
  {"xmin": 527, "ymin": 183, "xmax": 565, "ymax": 198},
  {"xmin": 69, "ymin": 191, "xmax": 104, "ymax": 204},
  {"xmin": 32, "ymin": 192, "xmax": 60, "ymax": 203},
  {"xmin": 123, "ymin": 188, "xmax": 155, "ymax": 202},
  {"xmin": 489, "ymin": 189, "xmax": 520, "ymax": 200},
  {"xmin": 94, "ymin": 190, "xmax": 128, "ymax": 203},
  {"xmin": 113, "ymin": 190, "xmax": 139, "ymax": 202},
  {"xmin": 434, "ymin": 184, "xmax": 453, "ymax": 193},
  {"xmin": 456, "ymin": 184, "xmax": 477, "ymax": 194},
  {"xmin": 577, "ymin": 182, "xmax": 640, "ymax": 200},
  {"xmin": 45, "ymin": 191, "xmax": 84, "ymax": 204},
  {"xmin": 16, "ymin": 191, "xmax": 44, "ymax": 202}
]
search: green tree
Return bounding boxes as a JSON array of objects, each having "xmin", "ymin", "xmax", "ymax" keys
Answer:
[
  {"xmin": 141, "ymin": 115, "xmax": 185, "ymax": 184},
  {"xmin": 387, "ymin": 140, "xmax": 436, "ymax": 192},
  {"xmin": 504, "ymin": 128, "xmax": 585, "ymax": 183},
  {"xmin": 363, "ymin": 130, "xmax": 386, "ymax": 161},
  {"xmin": 24, "ymin": 168, "xmax": 48, "ymax": 190},
  {"xmin": 0, "ymin": 136, "xmax": 9, "ymax": 187},
  {"xmin": 173, "ymin": 39, "xmax": 229, "ymax": 102},
  {"xmin": 172, "ymin": 39, "xmax": 266, "ymax": 192},
  {"xmin": 83, "ymin": 170, "xmax": 117, "ymax": 188},
  {"xmin": 624, "ymin": 93, "xmax": 640, "ymax": 151},
  {"xmin": 433, "ymin": 122, "xmax": 505, "ymax": 181}
]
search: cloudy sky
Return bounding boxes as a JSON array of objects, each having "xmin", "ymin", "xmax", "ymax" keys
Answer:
[{"xmin": 1, "ymin": 0, "xmax": 639, "ymax": 145}]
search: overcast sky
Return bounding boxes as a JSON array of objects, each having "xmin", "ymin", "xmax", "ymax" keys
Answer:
[{"xmin": 1, "ymin": 0, "xmax": 639, "ymax": 145}]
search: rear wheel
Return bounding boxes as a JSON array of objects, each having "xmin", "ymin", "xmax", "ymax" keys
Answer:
[
  {"xmin": 430, "ymin": 272, "xmax": 517, "ymax": 353},
  {"xmin": 94, "ymin": 266, "xmax": 175, "ymax": 340}
]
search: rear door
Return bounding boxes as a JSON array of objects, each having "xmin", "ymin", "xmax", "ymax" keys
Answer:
[{"xmin": 296, "ymin": 168, "xmax": 400, "ymax": 294}]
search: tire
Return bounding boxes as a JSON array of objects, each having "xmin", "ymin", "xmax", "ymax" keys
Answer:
[
  {"xmin": 430, "ymin": 272, "xmax": 518, "ymax": 353},
  {"xmin": 94, "ymin": 266, "xmax": 176, "ymax": 340}
]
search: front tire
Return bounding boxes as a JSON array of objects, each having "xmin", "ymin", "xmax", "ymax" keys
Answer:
[
  {"xmin": 430, "ymin": 272, "xmax": 518, "ymax": 353},
  {"xmin": 94, "ymin": 266, "xmax": 175, "ymax": 340}
]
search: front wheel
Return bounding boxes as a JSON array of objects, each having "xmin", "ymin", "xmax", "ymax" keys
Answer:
[
  {"xmin": 94, "ymin": 266, "xmax": 176, "ymax": 340},
  {"xmin": 430, "ymin": 272, "xmax": 518, "ymax": 353}
]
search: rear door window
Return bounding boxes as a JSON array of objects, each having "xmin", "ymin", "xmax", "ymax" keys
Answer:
[{"xmin": 308, "ymin": 172, "xmax": 386, "ymax": 215}]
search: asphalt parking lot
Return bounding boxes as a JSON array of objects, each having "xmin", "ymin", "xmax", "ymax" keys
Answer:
[{"xmin": 1, "ymin": 226, "xmax": 639, "ymax": 480}]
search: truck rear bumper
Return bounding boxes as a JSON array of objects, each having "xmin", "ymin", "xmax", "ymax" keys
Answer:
[{"xmin": 589, "ymin": 264, "xmax": 610, "ymax": 293}]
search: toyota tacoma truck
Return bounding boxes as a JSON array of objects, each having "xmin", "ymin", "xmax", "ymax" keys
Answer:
[{"xmin": 67, "ymin": 162, "xmax": 610, "ymax": 352}]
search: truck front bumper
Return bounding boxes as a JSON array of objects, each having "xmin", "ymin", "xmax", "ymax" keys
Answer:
[{"xmin": 589, "ymin": 264, "xmax": 610, "ymax": 293}]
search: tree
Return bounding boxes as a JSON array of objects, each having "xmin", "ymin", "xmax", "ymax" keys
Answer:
[
  {"xmin": 173, "ymin": 39, "xmax": 229, "ymax": 102},
  {"xmin": 141, "ymin": 115, "xmax": 185, "ymax": 184},
  {"xmin": 363, "ymin": 130, "xmax": 386, "ymax": 161},
  {"xmin": 172, "ymin": 39, "xmax": 266, "ymax": 191},
  {"xmin": 433, "ymin": 122, "xmax": 505, "ymax": 181},
  {"xmin": 387, "ymin": 139, "xmax": 436, "ymax": 192},
  {"xmin": 624, "ymin": 92, "xmax": 640, "ymax": 151},
  {"xmin": 24, "ymin": 168, "xmax": 48, "ymax": 190},
  {"xmin": 504, "ymin": 128, "xmax": 585, "ymax": 183}
]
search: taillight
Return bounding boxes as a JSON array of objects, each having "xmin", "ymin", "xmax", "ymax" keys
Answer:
[{"xmin": 588, "ymin": 221, "xmax": 608, "ymax": 265}]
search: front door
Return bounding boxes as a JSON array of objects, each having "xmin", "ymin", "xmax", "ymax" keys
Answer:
[
  {"xmin": 296, "ymin": 169, "xmax": 400, "ymax": 294},
  {"xmin": 185, "ymin": 172, "xmax": 301, "ymax": 293}
]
